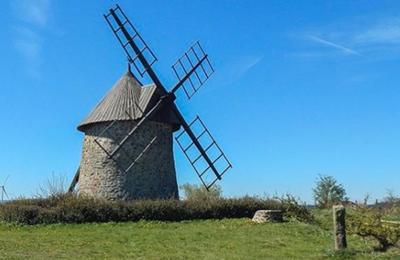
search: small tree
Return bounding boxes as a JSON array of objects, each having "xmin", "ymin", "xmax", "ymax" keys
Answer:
[
  {"xmin": 384, "ymin": 189, "xmax": 399, "ymax": 204},
  {"xmin": 180, "ymin": 183, "xmax": 222, "ymax": 201},
  {"xmin": 313, "ymin": 175, "xmax": 346, "ymax": 209}
]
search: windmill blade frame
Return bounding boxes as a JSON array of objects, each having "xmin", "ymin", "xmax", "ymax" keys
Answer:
[
  {"xmin": 1, "ymin": 186, "xmax": 9, "ymax": 202},
  {"xmin": 105, "ymin": 5, "xmax": 164, "ymax": 89},
  {"xmin": 171, "ymin": 41, "xmax": 214, "ymax": 99},
  {"xmin": 175, "ymin": 116, "xmax": 232, "ymax": 189},
  {"xmin": 100, "ymin": 4, "xmax": 232, "ymax": 189},
  {"xmin": 1, "ymin": 175, "xmax": 10, "ymax": 202},
  {"xmin": 104, "ymin": 5, "xmax": 158, "ymax": 78},
  {"xmin": 2, "ymin": 187, "xmax": 9, "ymax": 199},
  {"xmin": 68, "ymin": 167, "xmax": 80, "ymax": 192},
  {"xmin": 3, "ymin": 175, "xmax": 10, "ymax": 186}
]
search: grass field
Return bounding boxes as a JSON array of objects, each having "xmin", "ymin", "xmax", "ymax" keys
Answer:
[{"xmin": 1, "ymin": 218, "xmax": 399, "ymax": 259}]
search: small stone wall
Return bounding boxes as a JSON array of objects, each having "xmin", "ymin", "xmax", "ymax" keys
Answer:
[{"xmin": 78, "ymin": 120, "xmax": 179, "ymax": 201}]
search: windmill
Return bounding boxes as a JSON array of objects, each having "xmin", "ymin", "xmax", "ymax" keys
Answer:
[
  {"xmin": 69, "ymin": 5, "xmax": 232, "ymax": 200},
  {"xmin": 0, "ymin": 175, "xmax": 10, "ymax": 203}
]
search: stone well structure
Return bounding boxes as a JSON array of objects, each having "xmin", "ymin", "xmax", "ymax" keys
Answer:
[
  {"xmin": 77, "ymin": 69, "xmax": 180, "ymax": 200},
  {"xmin": 252, "ymin": 210, "xmax": 283, "ymax": 223}
]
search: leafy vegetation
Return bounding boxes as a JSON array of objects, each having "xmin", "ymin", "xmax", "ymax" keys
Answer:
[
  {"xmin": 313, "ymin": 205, "xmax": 400, "ymax": 253},
  {"xmin": 313, "ymin": 175, "xmax": 347, "ymax": 209},
  {"xmin": 1, "ymin": 218, "xmax": 399, "ymax": 259},
  {"xmin": 347, "ymin": 206, "xmax": 400, "ymax": 251},
  {"xmin": 0, "ymin": 193, "xmax": 312, "ymax": 225},
  {"xmin": 180, "ymin": 183, "xmax": 222, "ymax": 201},
  {"xmin": 1, "ymin": 176, "xmax": 398, "ymax": 257}
]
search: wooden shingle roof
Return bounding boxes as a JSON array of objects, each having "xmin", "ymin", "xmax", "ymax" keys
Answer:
[{"xmin": 77, "ymin": 71, "xmax": 180, "ymax": 132}]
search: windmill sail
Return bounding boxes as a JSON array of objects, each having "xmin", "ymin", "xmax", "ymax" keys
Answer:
[
  {"xmin": 104, "ymin": 5, "xmax": 157, "ymax": 78},
  {"xmin": 1, "ymin": 175, "xmax": 10, "ymax": 202},
  {"xmin": 102, "ymin": 4, "xmax": 231, "ymax": 190},
  {"xmin": 175, "ymin": 116, "xmax": 232, "ymax": 189},
  {"xmin": 172, "ymin": 41, "xmax": 214, "ymax": 99}
]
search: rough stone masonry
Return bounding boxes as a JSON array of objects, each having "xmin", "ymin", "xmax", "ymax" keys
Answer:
[
  {"xmin": 79, "ymin": 120, "xmax": 179, "ymax": 200},
  {"xmin": 77, "ymin": 71, "xmax": 180, "ymax": 201}
]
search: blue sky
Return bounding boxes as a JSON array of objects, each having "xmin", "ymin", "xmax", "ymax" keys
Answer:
[{"xmin": 0, "ymin": 0, "xmax": 399, "ymax": 203}]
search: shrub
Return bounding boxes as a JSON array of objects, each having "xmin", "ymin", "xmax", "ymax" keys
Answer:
[
  {"xmin": 180, "ymin": 183, "xmax": 222, "ymax": 201},
  {"xmin": 36, "ymin": 172, "xmax": 68, "ymax": 199},
  {"xmin": 0, "ymin": 194, "xmax": 313, "ymax": 225},
  {"xmin": 347, "ymin": 205, "xmax": 400, "ymax": 251},
  {"xmin": 276, "ymin": 194, "xmax": 315, "ymax": 223}
]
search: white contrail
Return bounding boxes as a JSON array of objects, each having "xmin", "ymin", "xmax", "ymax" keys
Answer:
[{"xmin": 308, "ymin": 35, "xmax": 362, "ymax": 56}]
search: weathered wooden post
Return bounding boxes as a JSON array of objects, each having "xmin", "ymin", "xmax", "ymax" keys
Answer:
[{"xmin": 333, "ymin": 205, "xmax": 347, "ymax": 250}]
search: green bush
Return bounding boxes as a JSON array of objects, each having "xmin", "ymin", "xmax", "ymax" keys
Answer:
[
  {"xmin": 180, "ymin": 183, "xmax": 222, "ymax": 201},
  {"xmin": 348, "ymin": 206, "xmax": 400, "ymax": 251},
  {"xmin": 0, "ymin": 194, "xmax": 313, "ymax": 225},
  {"xmin": 276, "ymin": 194, "xmax": 315, "ymax": 223}
]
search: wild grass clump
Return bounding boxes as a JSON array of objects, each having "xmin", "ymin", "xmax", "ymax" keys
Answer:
[{"xmin": 0, "ymin": 193, "xmax": 313, "ymax": 225}]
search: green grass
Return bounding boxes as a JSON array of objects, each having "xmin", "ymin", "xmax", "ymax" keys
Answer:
[
  {"xmin": 386, "ymin": 216, "xmax": 400, "ymax": 222},
  {"xmin": 1, "ymin": 219, "xmax": 399, "ymax": 259},
  {"xmin": 385, "ymin": 211, "xmax": 400, "ymax": 222}
]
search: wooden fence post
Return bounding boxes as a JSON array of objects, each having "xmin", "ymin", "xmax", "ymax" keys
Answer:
[{"xmin": 333, "ymin": 205, "xmax": 347, "ymax": 250}]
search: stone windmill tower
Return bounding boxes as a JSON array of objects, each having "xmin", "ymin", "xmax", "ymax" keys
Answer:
[
  {"xmin": 76, "ymin": 68, "xmax": 181, "ymax": 200},
  {"xmin": 69, "ymin": 5, "xmax": 232, "ymax": 201}
]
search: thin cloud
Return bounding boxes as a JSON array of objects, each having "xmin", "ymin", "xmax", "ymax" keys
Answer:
[
  {"xmin": 287, "ymin": 51, "xmax": 337, "ymax": 59},
  {"xmin": 353, "ymin": 18, "xmax": 400, "ymax": 45},
  {"xmin": 237, "ymin": 56, "xmax": 264, "ymax": 78},
  {"xmin": 14, "ymin": 27, "xmax": 42, "ymax": 78},
  {"xmin": 11, "ymin": 0, "xmax": 51, "ymax": 78},
  {"xmin": 291, "ymin": 17, "xmax": 400, "ymax": 61},
  {"xmin": 308, "ymin": 35, "xmax": 362, "ymax": 56},
  {"xmin": 12, "ymin": 0, "xmax": 50, "ymax": 27},
  {"xmin": 219, "ymin": 55, "xmax": 264, "ymax": 86}
]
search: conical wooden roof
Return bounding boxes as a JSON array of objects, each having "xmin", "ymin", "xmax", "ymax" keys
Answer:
[{"xmin": 77, "ymin": 70, "xmax": 180, "ymax": 132}]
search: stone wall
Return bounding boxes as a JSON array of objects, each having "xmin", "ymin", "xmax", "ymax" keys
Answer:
[{"xmin": 78, "ymin": 120, "xmax": 179, "ymax": 200}]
